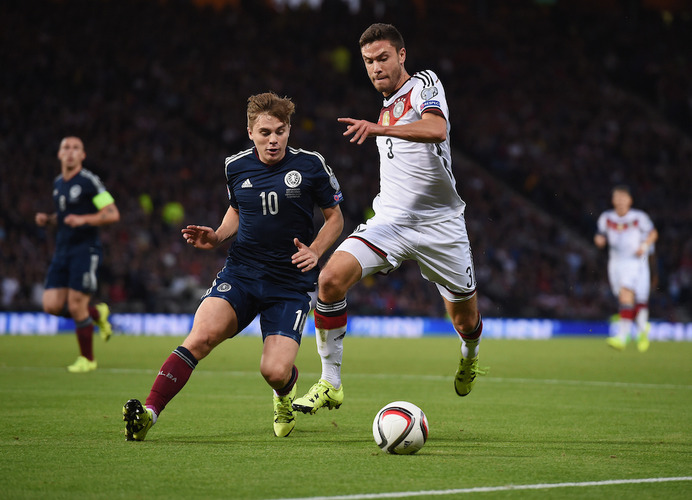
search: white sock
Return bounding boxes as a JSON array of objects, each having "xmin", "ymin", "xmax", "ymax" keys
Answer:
[
  {"xmin": 635, "ymin": 306, "xmax": 649, "ymax": 334},
  {"xmin": 317, "ymin": 326, "xmax": 345, "ymax": 388},
  {"xmin": 461, "ymin": 337, "xmax": 480, "ymax": 359},
  {"xmin": 314, "ymin": 299, "xmax": 347, "ymax": 388},
  {"xmin": 457, "ymin": 315, "xmax": 482, "ymax": 359},
  {"xmin": 617, "ymin": 318, "xmax": 633, "ymax": 342}
]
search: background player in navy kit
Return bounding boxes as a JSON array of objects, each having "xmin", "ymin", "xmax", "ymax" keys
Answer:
[
  {"xmin": 294, "ymin": 23, "xmax": 483, "ymax": 415},
  {"xmin": 123, "ymin": 92, "xmax": 344, "ymax": 440},
  {"xmin": 35, "ymin": 136, "xmax": 119, "ymax": 373}
]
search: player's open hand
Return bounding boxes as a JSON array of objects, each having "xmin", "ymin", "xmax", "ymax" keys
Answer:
[
  {"xmin": 292, "ymin": 238, "xmax": 318, "ymax": 272},
  {"xmin": 338, "ymin": 117, "xmax": 383, "ymax": 145},
  {"xmin": 182, "ymin": 225, "xmax": 218, "ymax": 250}
]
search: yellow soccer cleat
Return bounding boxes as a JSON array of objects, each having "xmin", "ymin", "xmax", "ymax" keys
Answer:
[
  {"xmin": 607, "ymin": 336, "xmax": 627, "ymax": 351},
  {"xmin": 454, "ymin": 355, "xmax": 487, "ymax": 397},
  {"xmin": 273, "ymin": 385, "xmax": 297, "ymax": 437},
  {"xmin": 94, "ymin": 302, "xmax": 113, "ymax": 342},
  {"xmin": 123, "ymin": 399, "xmax": 154, "ymax": 441},
  {"xmin": 292, "ymin": 379, "xmax": 343, "ymax": 415},
  {"xmin": 637, "ymin": 323, "xmax": 651, "ymax": 353},
  {"xmin": 67, "ymin": 356, "xmax": 97, "ymax": 373}
]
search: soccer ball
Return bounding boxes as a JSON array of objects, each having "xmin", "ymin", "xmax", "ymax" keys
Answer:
[{"xmin": 372, "ymin": 401, "xmax": 429, "ymax": 455}]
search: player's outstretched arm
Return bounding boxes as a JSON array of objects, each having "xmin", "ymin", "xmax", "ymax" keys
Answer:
[
  {"xmin": 183, "ymin": 206, "xmax": 239, "ymax": 250},
  {"xmin": 338, "ymin": 113, "xmax": 446, "ymax": 145},
  {"xmin": 182, "ymin": 225, "xmax": 218, "ymax": 250},
  {"xmin": 338, "ymin": 117, "xmax": 385, "ymax": 145}
]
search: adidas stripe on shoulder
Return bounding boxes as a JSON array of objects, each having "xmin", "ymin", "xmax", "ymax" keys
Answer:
[
  {"xmin": 224, "ymin": 148, "xmax": 254, "ymax": 181},
  {"xmin": 289, "ymin": 147, "xmax": 335, "ymax": 176}
]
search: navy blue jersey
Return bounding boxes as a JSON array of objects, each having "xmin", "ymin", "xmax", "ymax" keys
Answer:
[
  {"xmin": 52, "ymin": 168, "xmax": 110, "ymax": 250},
  {"xmin": 224, "ymin": 146, "xmax": 343, "ymax": 291}
]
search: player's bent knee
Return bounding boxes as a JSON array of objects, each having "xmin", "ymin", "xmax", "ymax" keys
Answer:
[
  {"xmin": 450, "ymin": 310, "xmax": 480, "ymax": 334},
  {"xmin": 182, "ymin": 331, "xmax": 225, "ymax": 360},
  {"xmin": 260, "ymin": 363, "xmax": 292, "ymax": 387},
  {"xmin": 318, "ymin": 270, "xmax": 348, "ymax": 301}
]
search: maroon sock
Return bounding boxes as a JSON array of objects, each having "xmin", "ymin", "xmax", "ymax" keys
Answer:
[
  {"xmin": 75, "ymin": 318, "xmax": 94, "ymax": 360},
  {"xmin": 145, "ymin": 346, "xmax": 198, "ymax": 415}
]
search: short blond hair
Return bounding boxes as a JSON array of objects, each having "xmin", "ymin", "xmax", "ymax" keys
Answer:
[{"xmin": 247, "ymin": 92, "xmax": 295, "ymax": 129}]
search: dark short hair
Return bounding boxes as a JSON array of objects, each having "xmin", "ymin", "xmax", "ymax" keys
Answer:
[
  {"xmin": 612, "ymin": 184, "xmax": 631, "ymax": 196},
  {"xmin": 359, "ymin": 23, "xmax": 405, "ymax": 52}
]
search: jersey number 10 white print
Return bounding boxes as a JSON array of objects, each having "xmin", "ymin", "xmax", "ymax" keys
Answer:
[{"xmin": 259, "ymin": 191, "xmax": 279, "ymax": 215}]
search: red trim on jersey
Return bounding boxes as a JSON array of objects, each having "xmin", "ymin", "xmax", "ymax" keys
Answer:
[
  {"xmin": 347, "ymin": 235, "xmax": 388, "ymax": 258},
  {"xmin": 606, "ymin": 218, "xmax": 639, "ymax": 231},
  {"xmin": 444, "ymin": 286, "xmax": 477, "ymax": 298},
  {"xmin": 378, "ymin": 90, "xmax": 413, "ymax": 126},
  {"xmin": 421, "ymin": 108, "xmax": 445, "ymax": 118}
]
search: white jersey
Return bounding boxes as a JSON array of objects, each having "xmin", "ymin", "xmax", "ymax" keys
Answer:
[
  {"xmin": 373, "ymin": 70, "xmax": 464, "ymax": 224},
  {"xmin": 596, "ymin": 208, "xmax": 655, "ymax": 261}
]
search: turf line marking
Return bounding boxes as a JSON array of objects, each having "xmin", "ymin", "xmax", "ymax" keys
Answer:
[
  {"xmin": 269, "ymin": 476, "xmax": 692, "ymax": 500},
  {"xmin": 347, "ymin": 372, "xmax": 692, "ymax": 390},
  {"xmin": 2, "ymin": 366, "xmax": 691, "ymax": 390}
]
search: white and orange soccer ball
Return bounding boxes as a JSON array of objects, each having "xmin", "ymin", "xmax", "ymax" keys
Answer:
[{"xmin": 372, "ymin": 401, "xmax": 429, "ymax": 455}]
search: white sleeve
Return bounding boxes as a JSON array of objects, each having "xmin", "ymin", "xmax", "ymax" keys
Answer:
[
  {"xmin": 596, "ymin": 212, "xmax": 607, "ymax": 235},
  {"xmin": 411, "ymin": 70, "xmax": 449, "ymax": 120},
  {"xmin": 639, "ymin": 211, "xmax": 655, "ymax": 234}
]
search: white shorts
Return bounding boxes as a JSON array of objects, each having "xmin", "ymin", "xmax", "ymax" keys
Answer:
[
  {"xmin": 607, "ymin": 256, "xmax": 650, "ymax": 303},
  {"xmin": 335, "ymin": 212, "xmax": 477, "ymax": 302}
]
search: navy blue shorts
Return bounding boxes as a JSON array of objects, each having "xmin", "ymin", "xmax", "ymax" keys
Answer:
[
  {"xmin": 44, "ymin": 244, "xmax": 102, "ymax": 294},
  {"xmin": 202, "ymin": 265, "xmax": 310, "ymax": 344}
]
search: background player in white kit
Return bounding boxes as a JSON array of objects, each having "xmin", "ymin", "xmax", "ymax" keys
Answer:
[
  {"xmin": 293, "ymin": 23, "xmax": 483, "ymax": 415},
  {"xmin": 595, "ymin": 185, "xmax": 658, "ymax": 352}
]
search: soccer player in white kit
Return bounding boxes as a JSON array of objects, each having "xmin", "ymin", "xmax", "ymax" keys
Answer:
[
  {"xmin": 293, "ymin": 23, "xmax": 483, "ymax": 415},
  {"xmin": 595, "ymin": 185, "xmax": 658, "ymax": 352}
]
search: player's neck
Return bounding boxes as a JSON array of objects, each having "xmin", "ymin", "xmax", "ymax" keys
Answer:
[
  {"xmin": 383, "ymin": 69, "xmax": 410, "ymax": 98},
  {"xmin": 62, "ymin": 164, "xmax": 82, "ymax": 181}
]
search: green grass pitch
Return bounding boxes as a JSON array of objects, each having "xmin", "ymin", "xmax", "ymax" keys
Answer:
[{"xmin": 1, "ymin": 334, "xmax": 691, "ymax": 499}]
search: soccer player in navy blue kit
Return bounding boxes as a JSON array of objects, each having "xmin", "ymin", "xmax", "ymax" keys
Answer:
[
  {"xmin": 35, "ymin": 136, "xmax": 120, "ymax": 373},
  {"xmin": 123, "ymin": 92, "xmax": 344, "ymax": 439}
]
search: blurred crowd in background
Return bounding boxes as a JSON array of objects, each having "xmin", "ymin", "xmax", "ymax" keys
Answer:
[{"xmin": 1, "ymin": 0, "xmax": 690, "ymax": 321}]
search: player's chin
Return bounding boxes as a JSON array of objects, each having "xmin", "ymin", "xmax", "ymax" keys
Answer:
[
  {"xmin": 265, "ymin": 149, "xmax": 283, "ymax": 162},
  {"xmin": 372, "ymin": 79, "xmax": 391, "ymax": 92}
]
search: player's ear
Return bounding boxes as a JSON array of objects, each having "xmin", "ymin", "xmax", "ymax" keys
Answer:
[
  {"xmin": 247, "ymin": 127, "xmax": 253, "ymax": 140},
  {"xmin": 399, "ymin": 47, "xmax": 406, "ymax": 64}
]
